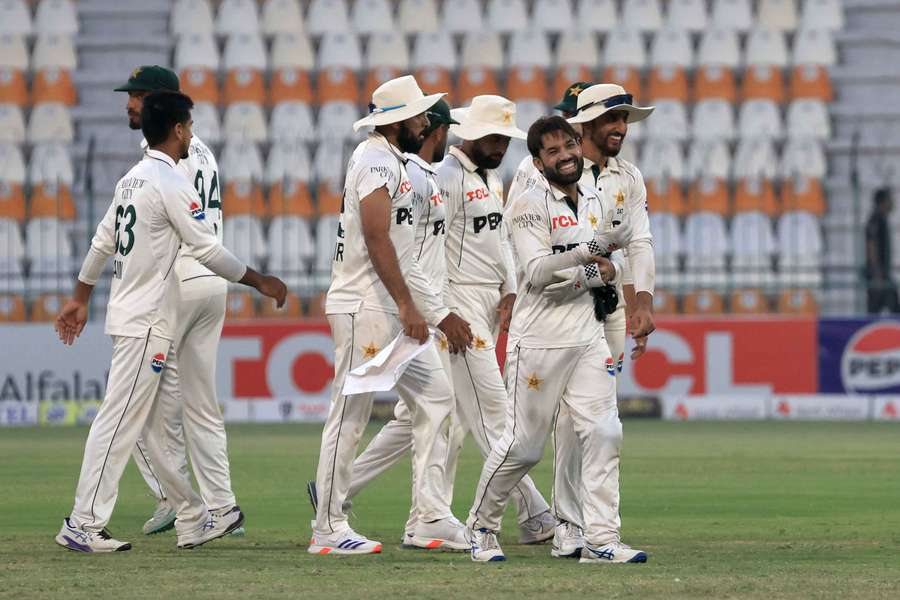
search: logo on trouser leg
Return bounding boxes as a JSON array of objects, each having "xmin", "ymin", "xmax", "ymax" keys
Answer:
[
  {"xmin": 617, "ymin": 352, "xmax": 624, "ymax": 373},
  {"xmin": 150, "ymin": 353, "xmax": 166, "ymax": 373},
  {"xmin": 606, "ymin": 357, "xmax": 616, "ymax": 376}
]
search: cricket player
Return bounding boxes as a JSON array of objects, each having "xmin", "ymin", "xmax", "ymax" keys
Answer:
[
  {"xmin": 467, "ymin": 116, "xmax": 646, "ymax": 564},
  {"xmin": 112, "ymin": 65, "xmax": 241, "ymax": 537},
  {"xmin": 53, "ymin": 91, "xmax": 287, "ymax": 552},
  {"xmin": 436, "ymin": 95, "xmax": 557, "ymax": 542},
  {"xmin": 309, "ymin": 76, "xmax": 472, "ymax": 555}
]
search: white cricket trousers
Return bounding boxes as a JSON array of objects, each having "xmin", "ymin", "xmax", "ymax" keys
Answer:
[
  {"xmin": 552, "ymin": 307, "xmax": 627, "ymax": 536},
  {"xmin": 131, "ymin": 284, "xmax": 236, "ymax": 511},
  {"xmin": 467, "ymin": 340, "xmax": 621, "ymax": 546},
  {"xmin": 347, "ymin": 341, "xmax": 465, "ymax": 533},
  {"xmin": 447, "ymin": 282, "xmax": 550, "ymax": 525},
  {"xmin": 314, "ymin": 309, "xmax": 454, "ymax": 536},
  {"xmin": 68, "ymin": 330, "xmax": 208, "ymax": 535}
]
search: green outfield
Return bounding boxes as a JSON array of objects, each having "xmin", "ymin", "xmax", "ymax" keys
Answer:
[{"xmin": 1, "ymin": 421, "xmax": 899, "ymax": 599}]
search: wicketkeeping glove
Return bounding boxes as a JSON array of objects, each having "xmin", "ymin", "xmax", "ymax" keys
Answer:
[
  {"xmin": 586, "ymin": 216, "xmax": 633, "ymax": 257},
  {"xmin": 543, "ymin": 263, "xmax": 609, "ymax": 302}
]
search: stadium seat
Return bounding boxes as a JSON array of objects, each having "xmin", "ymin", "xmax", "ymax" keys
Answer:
[
  {"xmin": 730, "ymin": 210, "xmax": 777, "ymax": 286},
  {"xmin": 31, "ymin": 67, "xmax": 74, "ymax": 106},
  {"xmin": 269, "ymin": 68, "xmax": 313, "ymax": 106},
  {"xmin": 306, "ymin": 0, "xmax": 349, "ymax": 37},
  {"xmin": 225, "ymin": 292, "xmax": 257, "ymax": 319},
  {"xmin": 604, "ymin": 28, "xmax": 647, "ymax": 70},
  {"xmin": 556, "ymin": 29, "xmax": 599, "ymax": 70},
  {"xmin": 781, "ymin": 175, "xmax": 826, "ymax": 215},
  {"xmin": 216, "ymin": 0, "xmax": 260, "ymax": 36},
  {"xmin": 364, "ymin": 66, "xmax": 404, "ymax": 102},
  {"xmin": 746, "ymin": 28, "xmax": 789, "ymax": 68},
  {"xmin": 29, "ymin": 181, "xmax": 75, "ymax": 221},
  {"xmin": 313, "ymin": 139, "xmax": 348, "ymax": 182},
  {"xmin": 640, "ymin": 139, "xmax": 686, "ymax": 183},
  {"xmin": 0, "ymin": 66, "xmax": 27, "ymax": 107},
  {"xmin": 35, "ymin": 1, "xmax": 78, "ymax": 36},
  {"xmin": 508, "ymin": 30, "xmax": 552, "ymax": 70},
  {"xmin": 666, "ymin": 0, "xmax": 708, "ymax": 32},
  {"xmin": 179, "ymin": 67, "xmax": 218, "ymax": 104},
  {"xmin": 734, "ymin": 138, "xmax": 778, "ymax": 180},
  {"xmin": 532, "ymin": 0, "xmax": 573, "ymax": 33},
  {"xmin": 645, "ymin": 101, "xmax": 688, "ymax": 141},
  {"xmin": 30, "ymin": 293, "xmax": 66, "ymax": 321},
  {"xmin": 461, "ymin": 31, "xmax": 504, "ymax": 70},
  {"xmin": 306, "ymin": 290, "xmax": 328, "ymax": 316},
  {"xmin": 776, "ymin": 210, "xmax": 823, "ymax": 287},
  {"xmin": 224, "ymin": 32, "xmax": 267, "ymax": 71},
  {"xmin": 261, "ymin": 0, "xmax": 303, "ymax": 37},
  {"xmin": 646, "ymin": 176, "xmax": 688, "ymax": 215},
  {"xmin": 792, "ymin": 28, "xmax": 837, "ymax": 66},
  {"xmin": 647, "ymin": 65, "xmax": 689, "ymax": 103},
  {"xmin": 351, "ymin": 0, "xmax": 394, "ymax": 34},
  {"xmin": 223, "ymin": 102, "xmax": 268, "ymax": 143},
  {"xmin": 734, "ymin": 177, "xmax": 779, "ymax": 215},
  {"xmin": 224, "ymin": 212, "xmax": 268, "ymax": 265},
  {"xmin": 741, "ymin": 65, "xmax": 786, "ymax": 103},
  {"xmin": 399, "ymin": 0, "xmax": 439, "ymax": 33},
  {"xmin": 175, "ymin": 33, "xmax": 220, "ymax": 71},
  {"xmin": 682, "ymin": 289, "xmax": 725, "ymax": 314},
  {"xmin": 651, "ymin": 27, "xmax": 694, "ymax": 69},
  {"xmin": 260, "ymin": 292, "xmax": 303, "ymax": 318},
  {"xmin": 191, "ymin": 101, "xmax": 221, "ymax": 144},
  {"xmin": 269, "ymin": 102, "xmax": 315, "ymax": 145},
  {"xmin": 693, "ymin": 65, "xmax": 737, "ymax": 103},
  {"xmin": 786, "ymin": 99, "xmax": 830, "ymax": 140},
  {"xmin": 799, "ymin": 0, "xmax": 843, "ymax": 31},
  {"xmin": 730, "ymin": 289, "xmax": 770, "ymax": 314},
  {"xmin": 443, "ymin": 0, "xmax": 484, "ymax": 34},
  {"xmin": 27, "ymin": 103, "xmax": 73, "ymax": 144},
  {"xmin": 0, "ymin": 1, "xmax": 31, "ymax": 36},
  {"xmin": 316, "ymin": 180, "xmax": 343, "ymax": 215},
  {"xmin": 574, "ymin": 0, "xmax": 618, "ymax": 32},
  {"xmin": 0, "ymin": 34, "xmax": 28, "ymax": 71},
  {"xmin": 268, "ymin": 215, "xmax": 315, "ymax": 288},
  {"xmin": 0, "ymin": 216, "xmax": 26, "ymax": 294},
  {"xmin": 688, "ymin": 175, "xmax": 730, "ymax": 215},
  {"xmin": 779, "ymin": 138, "xmax": 826, "ymax": 180},
  {"xmin": 687, "ymin": 139, "xmax": 731, "ymax": 182},
  {"xmin": 487, "ymin": 0, "xmax": 528, "ymax": 33},
  {"xmin": 758, "ymin": 0, "xmax": 798, "ymax": 32},
  {"xmin": 33, "ymin": 34, "xmax": 77, "ymax": 71},
  {"xmin": 776, "ymin": 288, "xmax": 818, "ymax": 314},
  {"xmin": 691, "ymin": 99, "xmax": 735, "ymax": 141},
  {"xmin": 271, "ymin": 32, "xmax": 315, "ymax": 70},
  {"xmin": 789, "ymin": 64, "xmax": 833, "ymax": 101},
  {"xmin": 314, "ymin": 214, "xmax": 340, "ymax": 286},
  {"xmin": 737, "ymin": 99, "xmax": 783, "ymax": 141},
  {"xmin": 268, "ymin": 178, "xmax": 314, "ymax": 219},
  {"xmin": 318, "ymin": 102, "xmax": 359, "ymax": 142},
  {"xmin": 0, "ymin": 143, "xmax": 25, "ymax": 222},
  {"xmin": 697, "ymin": 28, "xmax": 741, "ymax": 68},
  {"xmin": 266, "ymin": 141, "xmax": 312, "ymax": 185},
  {"xmin": 0, "ymin": 104, "xmax": 26, "ymax": 143},
  {"xmin": 367, "ymin": 31, "xmax": 410, "ymax": 71},
  {"xmin": 622, "ymin": 0, "xmax": 662, "ymax": 32},
  {"xmin": 0, "ymin": 293, "xmax": 26, "ymax": 321},
  {"xmin": 507, "ymin": 67, "xmax": 548, "ymax": 103},
  {"xmin": 651, "ymin": 288, "xmax": 678, "ymax": 313},
  {"xmin": 412, "ymin": 31, "xmax": 457, "ymax": 71},
  {"xmin": 710, "ymin": 0, "xmax": 753, "ymax": 32},
  {"xmin": 25, "ymin": 217, "xmax": 74, "ymax": 291},
  {"xmin": 171, "ymin": 0, "xmax": 215, "ymax": 37},
  {"xmin": 220, "ymin": 141, "xmax": 264, "ymax": 182},
  {"xmin": 551, "ymin": 66, "xmax": 594, "ymax": 104},
  {"xmin": 683, "ymin": 211, "xmax": 729, "ymax": 287},
  {"xmin": 601, "ymin": 65, "xmax": 643, "ymax": 103},
  {"xmin": 649, "ymin": 211, "xmax": 682, "ymax": 287}
]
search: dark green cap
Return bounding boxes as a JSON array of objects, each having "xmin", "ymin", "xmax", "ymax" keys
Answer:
[
  {"xmin": 426, "ymin": 99, "xmax": 460, "ymax": 126},
  {"xmin": 114, "ymin": 65, "xmax": 180, "ymax": 93},
  {"xmin": 554, "ymin": 81, "xmax": 595, "ymax": 115}
]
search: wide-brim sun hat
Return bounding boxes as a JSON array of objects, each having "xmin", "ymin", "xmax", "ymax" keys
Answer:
[
  {"xmin": 451, "ymin": 95, "xmax": 527, "ymax": 141},
  {"xmin": 566, "ymin": 83, "xmax": 654, "ymax": 125},
  {"xmin": 352, "ymin": 75, "xmax": 445, "ymax": 132},
  {"xmin": 448, "ymin": 107, "xmax": 468, "ymax": 137}
]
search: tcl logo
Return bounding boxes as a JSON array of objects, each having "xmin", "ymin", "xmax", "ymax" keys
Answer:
[
  {"xmin": 429, "ymin": 193, "xmax": 442, "ymax": 206},
  {"xmin": 398, "ymin": 180, "xmax": 412, "ymax": 194},
  {"xmin": 466, "ymin": 187, "xmax": 491, "ymax": 202},
  {"xmin": 551, "ymin": 215, "xmax": 578, "ymax": 229}
]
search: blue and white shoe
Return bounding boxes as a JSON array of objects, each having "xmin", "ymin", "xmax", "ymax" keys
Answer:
[
  {"xmin": 177, "ymin": 505, "xmax": 245, "ymax": 549},
  {"xmin": 55, "ymin": 518, "xmax": 131, "ymax": 553},
  {"xmin": 580, "ymin": 541, "xmax": 647, "ymax": 564},
  {"xmin": 308, "ymin": 527, "xmax": 382, "ymax": 555},
  {"xmin": 470, "ymin": 528, "xmax": 506, "ymax": 562},
  {"xmin": 142, "ymin": 500, "xmax": 176, "ymax": 535}
]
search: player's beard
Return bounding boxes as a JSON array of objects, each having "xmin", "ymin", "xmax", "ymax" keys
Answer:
[
  {"xmin": 128, "ymin": 113, "xmax": 141, "ymax": 130},
  {"xmin": 470, "ymin": 143, "xmax": 505, "ymax": 170},
  {"xmin": 542, "ymin": 155, "xmax": 584, "ymax": 186},
  {"xmin": 593, "ymin": 128, "xmax": 625, "ymax": 157},
  {"xmin": 397, "ymin": 121, "xmax": 424, "ymax": 153}
]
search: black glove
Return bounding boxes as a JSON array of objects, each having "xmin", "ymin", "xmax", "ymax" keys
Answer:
[{"xmin": 589, "ymin": 284, "xmax": 619, "ymax": 322}]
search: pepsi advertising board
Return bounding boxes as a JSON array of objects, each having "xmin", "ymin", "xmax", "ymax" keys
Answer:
[{"xmin": 819, "ymin": 318, "xmax": 900, "ymax": 394}]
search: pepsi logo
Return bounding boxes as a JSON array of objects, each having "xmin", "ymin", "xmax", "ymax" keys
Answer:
[
  {"xmin": 840, "ymin": 322, "xmax": 900, "ymax": 393},
  {"xmin": 605, "ymin": 356, "xmax": 615, "ymax": 376},
  {"xmin": 190, "ymin": 202, "xmax": 205, "ymax": 220},
  {"xmin": 616, "ymin": 352, "xmax": 624, "ymax": 373},
  {"xmin": 150, "ymin": 353, "xmax": 166, "ymax": 373}
]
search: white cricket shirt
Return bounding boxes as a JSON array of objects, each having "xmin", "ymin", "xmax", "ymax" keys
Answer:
[{"xmin": 406, "ymin": 153, "xmax": 447, "ymax": 292}]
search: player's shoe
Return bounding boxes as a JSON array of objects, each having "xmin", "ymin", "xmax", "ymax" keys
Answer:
[
  {"xmin": 55, "ymin": 518, "xmax": 131, "ymax": 553},
  {"xmin": 551, "ymin": 520, "xmax": 584, "ymax": 558},
  {"xmin": 308, "ymin": 527, "xmax": 382, "ymax": 555},
  {"xmin": 400, "ymin": 531, "xmax": 416, "ymax": 549},
  {"xmin": 142, "ymin": 500, "xmax": 177, "ymax": 535},
  {"xmin": 411, "ymin": 516, "xmax": 469, "ymax": 551},
  {"xmin": 177, "ymin": 505, "xmax": 245, "ymax": 549},
  {"xmin": 518, "ymin": 510, "xmax": 556, "ymax": 544},
  {"xmin": 580, "ymin": 541, "xmax": 648, "ymax": 564},
  {"xmin": 229, "ymin": 526, "xmax": 245, "ymax": 537},
  {"xmin": 470, "ymin": 528, "xmax": 506, "ymax": 562}
]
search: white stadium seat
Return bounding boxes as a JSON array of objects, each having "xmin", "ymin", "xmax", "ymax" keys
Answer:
[
  {"xmin": 640, "ymin": 139, "xmax": 685, "ymax": 182},
  {"xmin": 0, "ymin": 218, "xmax": 25, "ymax": 294},
  {"xmin": 575, "ymin": 0, "xmax": 618, "ymax": 32},
  {"xmin": 271, "ymin": 32, "xmax": 315, "ymax": 70},
  {"xmin": 692, "ymin": 99, "xmax": 735, "ymax": 141},
  {"xmin": 315, "ymin": 214, "xmax": 340, "ymax": 283},
  {"xmin": 313, "ymin": 139, "xmax": 347, "ymax": 183},
  {"xmin": 220, "ymin": 141, "xmax": 264, "ymax": 182},
  {"xmin": 487, "ymin": 0, "xmax": 529, "ymax": 34},
  {"xmin": 776, "ymin": 210, "xmax": 823, "ymax": 287},
  {"xmin": 318, "ymin": 32, "xmax": 362, "ymax": 71},
  {"xmin": 0, "ymin": 142, "xmax": 24, "ymax": 184},
  {"xmin": 603, "ymin": 29, "xmax": 647, "ymax": 68},
  {"xmin": 737, "ymin": 99, "xmax": 783, "ymax": 141},
  {"xmin": 351, "ymin": 0, "xmax": 394, "ymax": 34},
  {"xmin": 223, "ymin": 33, "xmax": 267, "ymax": 70},
  {"xmin": 698, "ymin": 28, "xmax": 741, "ymax": 68},
  {"xmin": 191, "ymin": 102, "xmax": 222, "ymax": 144},
  {"xmin": 268, "ymin": 216, "xmax": 315, "ymax": 288},
  {"xmin": 687, "ymin": 139, "xmax": 731, "ymax": 181},
  {"xmin": 786, "ymin": 99, "xmax": 830, "ymax": 140},
  {"xmin": 730, "ymin": 211, "xmax": 777, "ymax": 287},
  {"xmin": 792, "ymin": 28, "xmax": 836, "ymax": 66},
  {"xmin": 666, "ymin": 0, "xmax": 708, "ymax": 32},
  {"xmin": 367, "ymin": 31, "xmax": 410, "ymax": 70},
  {"xmin": 223, "ymin": 102, "xmax": 268, "ymax": 143},
  {"xmin": 27, "ymin": 103, "xmax": 73, "ymax": 144},
  {"xmin": 799, "ymin": 0, "xmax": 843, "ymax": 31},
  {"xmin": 758, "ymin": 0, "xmax": 798, "ymax": 32},
  {"xmin": 224, "ymin": 215, "xmax": 267, "ymax": 267},
  {"xmin": 556, "ymin": 29, "xmax": 600, "ymax": 68},
  {"xmin": 269, "ymin": 101, "xmax": 316, "ymax": 144},
  {"xmin": 25, "ymin": 217, "xmax": 74, "ymax": 275},
  {"xmin": 779, "ymin": 138, "xmax": 826, "ymax": 180},
  {"xmin": 508, "ymin": 30, "xmax": 552, "ymax": 69},
  {"xmin": 266, "ymin": 142, "xmax": 312, "ymax": 185},
  {"xmin": 306, "ymin": 0, "xmax": 350, "ymax": 36},
  {"xmin": 318, "ymin": 102, "xmax": 360, "ymax": 142},
  {"xmin": 0, "ymin": 1, "xmax": 31, "ymax": 36},
  {"xmin": 412, "ymin": 31, "xmax": 457, "ymax": 70},
  {"xmin": 175, "ymin": 33, "xmax": 220, "ymax": 70},
  {"xmin": 0, "ymin": 34, "xmax": 28, "ymax": 71},
  {"xmin": 28, "ymin": 142, "xmax": 72, "ymax": 187},
  {"xmin": 649, "ymin": 212, "xmax": 683, "ymax": 287},
  {"xmin": 733, "ymin": 138, "xmax": 778, "ymax": 180},
  {"xmin": 532, "ymin": 0, "xmax": 573, "ymax": 33},
  {"xmin": 650, "ymin": 27, "xmax": 694, "ymax": 68},
  {"xmin": 622, "ymin": 0, "xmax": 662, "ymax": 32},
  {"xmin": 443, "ymin": 0, "xmax": 484, "ymax": 34},
  {"xmin": 711, "ymin": 0, "xmax": 753, "ymax": 32},
  {"xmin": 36, "ymin": 0, "xmax": 78, "ymax": 35},
  {"xmin": 513, "ymin": 100, "xmax": 546, "ymax": 134},
  {"xmin": 745, "ymin": 27, "xmax": 789, "ymax": 68},
  {"xmin": 399, "ymin": 0, "xmax": 439, "ymax": 34},
  {"xmin": 216, "ymin": 0, "xmax": 260, "ymax": 36},
  {"xmin": 461, "ymin": 31, "xmax": 504, "ymax": 70},
  {"xmin": 645, "ymin": 100, "xmax": 688, "ymax": 141},
  {"xmin": 261, "ymin": 0, "xmax": 304, "ymax": 36},
  {"xmin": 171, "ymin": 0, "xmax": 215, "ymax": 37},
  {"xmin": 0, "ymin": 104, "xmax": 25, "ymax": 143},
  {"xmin": 683, "ymin": 212, "xmax": 729, "ymax": 287},
  {"xmin": 32, "ymin": 35, "xmax": 77, "ymax": 71}
]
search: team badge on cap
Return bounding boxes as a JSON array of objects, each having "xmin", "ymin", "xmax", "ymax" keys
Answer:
[
  {"xmin": 190, "ymin": 201, "xmax": 205, "ymax": 220},
  {"xmin": 150, "ymin": 353, "xmax": 166, "ymax": 373}
]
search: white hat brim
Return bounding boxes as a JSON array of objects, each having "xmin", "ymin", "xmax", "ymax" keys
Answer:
[
  {"xmin": 453, "ymin": 122, "xmax": 527, "ymax": 141},
  {"xmin": 352, "ymin": 92, "xmax": 446, "ymax": 132},
  {"xmin": 567, "ymin": 104, "xmax": 654, "ymax": 125}
]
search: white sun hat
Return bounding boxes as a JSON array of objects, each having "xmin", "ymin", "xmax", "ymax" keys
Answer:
[
  {"xmin": 566, "ymin": 83, "xmax": 654, "ymax": 125},
  {"xmin": 352, "ymin": 75, "xmax": 445, "ymax": 132},
  {"xmin": 448, "ymin": 106, "xmax": 468, "ymax": 137},
  {"xmin": 451, "ymin": 95, "xmax": 527, "ymax": 140}
]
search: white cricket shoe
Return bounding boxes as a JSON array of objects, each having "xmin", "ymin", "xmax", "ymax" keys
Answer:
[
  {"xmin": 580, "ymin": 541, "xmax": 648, "ymax": 564},
  {"xmin": 308, "ymin": 527, "xmax": 382, "ymax": 555},
  {"xmin": 177, "ymin": 505, "xmax": 245, "ymax": 549},
  {"xmin": 400, "ymin": 531, "xmax": 416, "ymax": 548},
  {"xmin": 470, "ymin": 528, "xmax": 506, "ymax": 562},
  {"xmin": 518, "ymin": 510, "xmax": 556, "ymax": 544},
  {"xmin": 411, "ymin": 516, "xmax": 469, "ymax": 551},
  {"xmin": 142, "ymin": 500, "xmax": 176, "ymax": 535},
  {"xmin": 55, "ymin": 518, "xmax": 131, "ymax": 553},
  {"xmin": 551, "ymin": 521, "xmax": 584, "ymax": 558}
]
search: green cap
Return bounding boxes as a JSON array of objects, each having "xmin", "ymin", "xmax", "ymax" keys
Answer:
[
  {"xmin": 425, "ymin": 99, "xmax": 459, "ymax": 126},
  {"xmin": 554, "ymin": 81, "xmax": 595, "ymax": 114},
  {"xmin": 114, "ymin": 65, "xmax": 180, "ymax": 93}
]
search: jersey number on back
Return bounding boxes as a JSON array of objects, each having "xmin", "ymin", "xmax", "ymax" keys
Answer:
[
  {"xmin": 194, "ymin": 170, "xmax": 221, "ymax": 211},
  {"xmin": 114, "ymin": 204, "xmax": 136, "ymax": 256}
]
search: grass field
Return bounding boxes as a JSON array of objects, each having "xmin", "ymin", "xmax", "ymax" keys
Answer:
[{"xmin": 1, "ymin": 421, "xmax": 899, "ymax": 599}]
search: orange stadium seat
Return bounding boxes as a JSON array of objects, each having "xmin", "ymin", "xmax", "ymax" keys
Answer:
[
  {"xmin": 647, "ymin": 65, "xmax": 689, "ymax": 102},
  {"xmin": 551, "ymin": 65, "xmax": 593, "ymax": 105},
  {"xmin": 415, "ymin": 66, "xmax": 455, "ymax": 103},
  {"xmin": 789, "ymin": 65, "xmax": 833, "ymax": 101},
  {"xmin": 316, "ymin": 181, "xmax": 344, "ymax": 215},
  {"xmin": 31, "ymin": 67, "xmax": 76, "ymax": 106},
  {"xmin": 0, "ymin": 181, "xmax": 26, "ymax": 222},
  {"xmin": 734, "ymin": 178, "xmax": 779, "ymax": 216},
  {"xmin": 741, "ymin": 65, "xmax": 785, "ymax": 103},
  {"xmin": 730, "ymin": 288, "xmax": 770, "ymax": 314},
  {"xmin": 683, "ymin": 289, "xmax": 725, "ymax": 314},
  {"xmin": 693, "ymin": 65, "xmax": 737, "ymax": 102},
  {"xmin": 179, "ymin": 68, "xmax": 219, "ymax": 104},
  {"xmin": 268, "ymin": 179, "xmax": 314, "ymax": 219},
  {"xmin": 781, "ymin": 176, "xmax": 826, "ymax": 216},
  {"xmin": 223, "ymin": 67, "xmax": 266, "ymax": 106},
  {"xmin": 260, "ymin": 292, "xmax": 303, "ymax": 318},
  {"xmin": 226, "ymin": 291, "xmax": 257, "ymax": 319},
  {"xmin": 506, "ymin": 66, "xmax": 549, "ymax": 103},
  {"xmin": 602, "ymin": 65, "xmax": 643, "ymax": 102},
  {"xmin": 457, "ymin": 67, "xmax": 501, "ymax": 103},
  {"xmin": 306, "ymin": 291, "xmax": 327, "ymax": 318},
  {"xmin": 268, "ymin": 68, "xmax": 313, "ymax": 105},
  {"xmin": 651, "ymin": 288, "xmax": 678, "ymax": 314},
  {"xmin": 777, "ymin": 288, "xmax": 818, "ymax": 314},
  {"xmin": 687, "ymin": 177, "xmax": 731, "ymax": 215},
  {"xmin": 365, "ymin": 66, "xmax": 401, "ymax": 101},
  {"xmin": 0, "ymin": 294, "xmax": 26, "ymax": 322},
  {"xmin": 316, "ymin": 67, "xmax": 360, "ymax": 105},
  {"xmin": 646, "ymin": 177, "xmax": 689, "ymax": 216},
  {"xmin": 223, "ymin": 180, "xmax": 267, "ymax": 216},
  {"xmin": 30, "ymin": 293, "xmax": 65, "ymax": 322},
  {"xmin": 29, "ymin": 181, "xmax": 76, "ymax": 220},
  {"xmin": 0, "ymin": 67, "xmax": 28, "ymax": 106}
]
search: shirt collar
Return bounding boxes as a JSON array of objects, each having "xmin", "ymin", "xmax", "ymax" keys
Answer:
[
  {"xmin": 549, "ymin": 182, "xmax": 583, "ymax": 203},
  {"xmin": 582, "ymin": 156, "xmax": 620, "ymax": 179},
  {"xmin": 370, "ymin": 131, "xmax": 408, "ymax": 164},
  {"xmin": 405, "ymin": 152, "xmax": 436, "ymax": 173},
  {"xmin": 449, "ymin": 145, "xmax": 479, "ymax": 173},
  {"xmin": 145, "ymin": 149, "xmax": 176, "ymax": 168}
]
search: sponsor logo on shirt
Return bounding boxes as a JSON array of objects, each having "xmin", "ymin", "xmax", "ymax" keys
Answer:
[
  {"xmin": 397, "ymin": 180, "xmax": 412, "ymax": 194},
  {"xmin": 190, "ymin": 201, "xmax": 205, "ymax": 220},
  {"xmin": 551, "ymin": 215, "xmax": 578, "ymax": 230},
  {"xmin": 473, "ymin": 212, "xmax": 502, "ymax": 233},
  {"xmin": 150, "ymin": 353, "xmax": 166, "ymax": 373},
  {"xmin": 465, "ymin": 187, "xmax": 491, "ymax": 202},
  {"xmin": 512, "ymin": 213, "xmax": 542, "ymax": 229}
]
